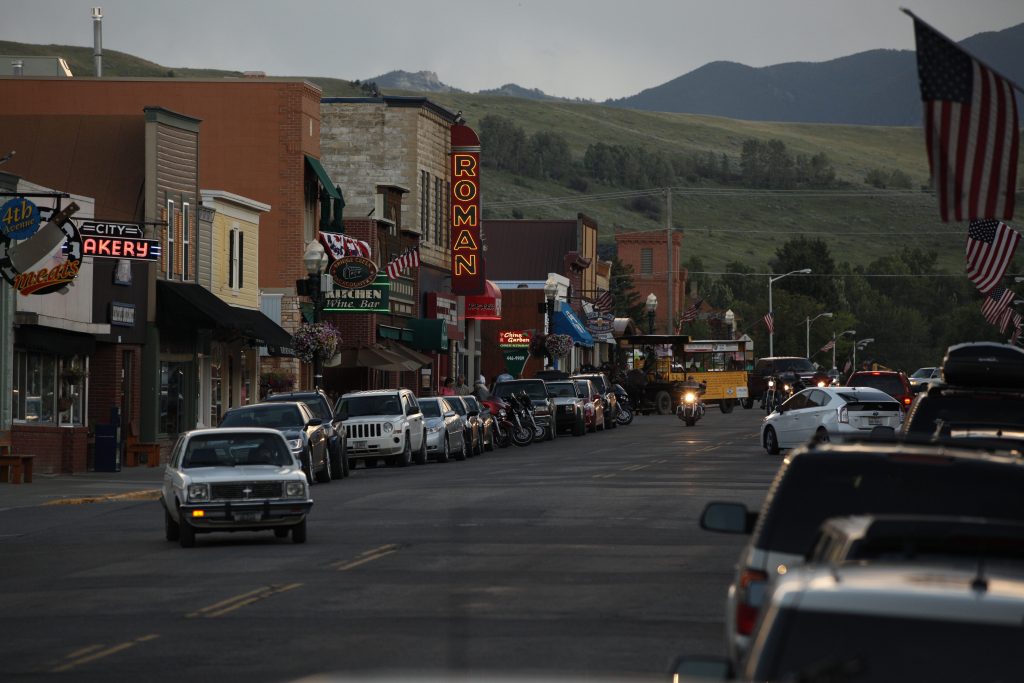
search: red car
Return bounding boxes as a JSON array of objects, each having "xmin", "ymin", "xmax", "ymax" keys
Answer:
[{"xmin": 845, "ymin": 370, "xmax": 914, "ymax": 407}]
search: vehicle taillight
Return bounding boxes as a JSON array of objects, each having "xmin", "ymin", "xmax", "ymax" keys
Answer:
[
  {"xmin": 903, "ymin": 396, "xmax": 912, "ymax": 405},
  {"xmin": 838, "ymin": 405, "xmax": 848, "ymax": 423},
  {"xmin": 736, "ymin": 568, "xmax": 768, "ymax": 636}
]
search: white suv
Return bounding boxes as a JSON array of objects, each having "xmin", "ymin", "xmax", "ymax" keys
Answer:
[{"xmin": 335, "ymin": 389, "xmax": 426, "ymax": 468}]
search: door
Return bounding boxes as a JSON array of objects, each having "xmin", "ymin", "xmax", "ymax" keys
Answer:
[{"xmin": 774, "ymin": 391, "xmax": 810, "ymax": 447}]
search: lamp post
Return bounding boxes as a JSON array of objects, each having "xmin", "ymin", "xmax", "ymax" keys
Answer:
[
  {"xmin": 724, "ymin": 309, "xmax": 735, "ymax": 339},
  {"xmin": 544, "ymin": 277, "xmax": 558, "ymax": 368},
  {"xmin": 302, "ymin": 240, "xmax": 329, "ymax": 389},
  {"xmin": 646, "ymin": 293, "xmax": 658, "ymax": 334},
  {"xmin": 834, "ymin": 329, "xmax": 856, "ymax": 372},
  {"xmin": 768, "ymin": 268, "xmax": 811, "ymax": 356},
  {"xmin": 804, "ymin": 312, "xmax": 833, "ymax": 358}
]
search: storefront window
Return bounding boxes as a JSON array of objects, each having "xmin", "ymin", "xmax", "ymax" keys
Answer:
[
  {"xmin": 12, "ymin": 351, "xmax": 86, "ymax": 426},
  {"xmin": 160, "ymin": 361, "xmax": 188, "ymax": 436}
]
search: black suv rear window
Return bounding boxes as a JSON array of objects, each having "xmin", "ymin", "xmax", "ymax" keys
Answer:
[
  {"xmin": 847, "ymin": 375, "xmax": 906, "ymax": 397},
  {"xmin": 755, "ymin": 455, "xmax": 1024, "ymax": 555},
  {"xmin": 905, "ymin": 392, "xmax": 1024, "ymax": 434}
]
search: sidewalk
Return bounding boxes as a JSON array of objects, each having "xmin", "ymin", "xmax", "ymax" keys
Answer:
[{"xmin": 0, "ymin": 466, "xmax": 164, "ymax": 510}]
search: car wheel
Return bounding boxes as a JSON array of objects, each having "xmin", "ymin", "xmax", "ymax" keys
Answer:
[
  {"xmin": 742, "ymin": 398, "xmax": 754, "ymax": 410},
  {"xmin": 485, "ymin": 428, "xmax": 495, "ymax": 451},
  {"xmin": 329, "ymin": 440, "xmax": 344, "ymax": 480},
  {"xmin": 436, "ymin": 436, "xmax": 451, "ymax": 463},
  {"xmin": 315, "ymin": 446, "xmax": 332, "ymax": 483},
  {"xmin": 164, "ymin": 508, "xmax": 180, "ymax": 542},
  {"xmin": 274, "ymin": 528, "xmax": 289, "ymax": 538},
  {"xmin": 720, "ymin": 400, "xmax": 735, "ymax": 414},
  {"xmin": 414, "ymin": 431, "xmax": 428, "ymax": 465},
  {"xmin": 764, "ymin": 426, "xmax": 781, "ymax": 455},
  {"xmin": 394, "ymin": 437, "xmax": 412, "ymax": 467},
  {"xmin": 178, "ymin": 510, "xmax": 196, "ymax": 548},
  {"xmin": 291, "ymin": 518, "xmax": 307, "ymax": 544},
  {"xmin": 546, "ymin": 424, "xmax": 556, "ymax": 441},
  {"xmin": 815, "ymin": 427, "xmax": 830, "ymax": 443},
  {"xmin": 455, "ymin": 433, "xmax": 468, "ymax": 461},
  {"xmin": 464, "ymin": 430, "xmax": 475, "ymax": 457},
  {"xmin": 573, "ymin": 415, "xmax": 585, "ymax": 436},
  {"xmin": 302, "ymin": 448, "xmax": 314, "ymax": 484},
  {"xmin": 655, "ymin": 391, "xmax": 672, "ymax": 415}
]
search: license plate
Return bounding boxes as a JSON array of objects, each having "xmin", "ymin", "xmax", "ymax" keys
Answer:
[
  {"xmin": 868, "ymin": 417, "xmax": 882, "ymax": 425},
  {"xmin": 234, "ymin": 511, "xmax": 261, "ymax": 522},
  {"xmin": 353, "ymin": 440, "xmax": 367, "ymax": 449}
]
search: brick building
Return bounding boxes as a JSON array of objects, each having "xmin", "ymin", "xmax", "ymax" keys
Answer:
[{"xmin": 615, "ymin": 229, "xmax": 686, "ymax": 334}]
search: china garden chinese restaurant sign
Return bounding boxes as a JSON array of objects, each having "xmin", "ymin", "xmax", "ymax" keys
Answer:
[
  {"xmin": 450, "ymin": 124, "xmax": 485, "ymax": 296},
  {"xmin": 499, "ymin": 330, "xmax": 531, "ymax": 377}
]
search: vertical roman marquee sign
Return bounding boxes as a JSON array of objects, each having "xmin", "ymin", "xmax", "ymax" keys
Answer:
[{"xmin": 450, "ymin": 124, "xmax": 485, "ymax": 296}]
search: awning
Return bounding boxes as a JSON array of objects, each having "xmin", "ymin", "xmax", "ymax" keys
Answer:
[
  {"xmin": 304, "ymin": 154, "xmax": 341, "ymax": 200},
  {"xmin": 465, "ymin": 279, "xmax": 502, "ymax": 320},
  {"xmin": 406, "ymin": 318, "xmax": 449, "ymax": 352},
  {"xmin": 228, "ymin": 305, "xmax": 294, "ymax": 354},
  {"xmin": 157, "ymin": 281, "xmax": 276, "ymax": 344},
  {"xmin": 325, "ymin": 345, "xmax": 411, "ymax": 372},
  {"xmin": 15, "ymin": 325, "xmax": 96, "ymax": 356},
  {"xmin": 384, "ymin": 342, "xmax": 433, "ymax": 369},
  {"xmin": 553, "ymin": 307, "xmax": 594, "ymax": 348}
]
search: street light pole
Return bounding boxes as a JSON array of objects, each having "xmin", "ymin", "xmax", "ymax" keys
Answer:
[
  {"xmin": 646, "ymin": 293, "xmax": 658, "ymax": 334},
  {"xmin": 544, "ymin": 277, "xmax": 558, "ymax": 369},
  {"xmin": 805, "ymin": 312, "xmax": 833, "ymax": 358},
  {"xmin": 768, "ymin": 268, "xmax": 811, "ymax": 357},
  {"xmin": 303, "ymin": 240, "xmax": 329, "ymax": 389}
]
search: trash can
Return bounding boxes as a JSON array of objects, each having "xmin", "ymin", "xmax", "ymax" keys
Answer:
[{"xmin": 93, "ymin": 424, "xmax": 120, "ymax": 472}]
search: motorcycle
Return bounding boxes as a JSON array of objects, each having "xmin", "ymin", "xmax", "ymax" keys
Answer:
[
  {"xmin": 515, "ymin": 391, "xmax": 547, "ymax": 441},
  {"xmin": 763, "ymin": 372, "xmax": 803, "ymax": 414},
  {"xmin": 504, "ymin": 394, "xmax": 535, "ymax": 447},
  {"xmin": 481, "ymin": 397, "xmax": 512, "ymax": 449},
  {"xmin": 612, "ymin": 383, "xmax": 634, "ymax": 426},
  {"xmin": 676, "ymin": 381, "xmax": 706, "ymax": 427}
]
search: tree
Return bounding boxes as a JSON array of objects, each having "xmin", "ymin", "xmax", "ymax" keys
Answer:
[
  {"xmin": 769, "ymin": 236, "xmax": 839, "ymax": 309},
  {"xmin": 610, "ymin": 256, "xmax": 645, "ymax": 322}
]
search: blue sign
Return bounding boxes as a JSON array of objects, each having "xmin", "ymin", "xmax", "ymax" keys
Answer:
[{"xmin": 1, "ymin": 197, "xmax": 41, "ymax": 240}]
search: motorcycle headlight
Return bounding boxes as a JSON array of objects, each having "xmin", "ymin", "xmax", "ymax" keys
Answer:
[
  {"xmin": 383, "ymin": 422, "xmax": 394, "ymax": 433},
  {"xmin": 767, "ymin": 379, "xmax": 775, "ymax": 388},
  {"xmin": 284, "ymin": 481, "xmax": 307, "ymax": 498},
  {"xmin": 783, "ymin": 384, "xmax": 791, "ymax": 392},
  {"xmin": 187, "ymin": 483, "xmax": 210, "ymax": 502},
  {"xmin": 817, "ymin": 381, "xmax": 826, "ymax": 387},
  {"xmin": 684, "ymin": 392, "xmax": 696, "ymax": 403},
  {"xmin": 287, "ymin": 438, "xmax": 303, "ymax": 451}
]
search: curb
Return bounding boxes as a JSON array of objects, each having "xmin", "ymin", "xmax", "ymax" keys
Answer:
[{"xmin": 43, "ymin": 489, "xmax": 162, "ymax": 506}]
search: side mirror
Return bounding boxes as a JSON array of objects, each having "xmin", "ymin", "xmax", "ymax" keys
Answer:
[
  {"xmin": 548, "ymin": 392, "xmax": 557, "ymax": 399},
  {"xmin": 307, "ymin": 418, "xmax": 323, "ymax": 427},
  {"xmin": 444, "ymin": 410, "xmax": 457, "ymax": 418},
  {"xmin": 700, "ymin": 502, "xmax": 756, "ymax": 534},
  {"xmin": 669, "ymin": 655, "xmax": 734, "ymax": 681}
]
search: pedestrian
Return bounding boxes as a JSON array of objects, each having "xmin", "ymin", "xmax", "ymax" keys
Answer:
[
  {"xmin": 440, "ymin": 377, "xmax": 455, "ymax": 396},
  {"xmin": 472, "ymin": 375, "xmax": 491, "ymax": 400},
  {"xmin": 456, "ymin": 374, "xmax": 471, "ymax": 395}
]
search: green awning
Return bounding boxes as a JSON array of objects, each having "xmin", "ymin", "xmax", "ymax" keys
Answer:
[
  {"xmin": 304, "ymin": 155, "xmax": 341, "ymax": 200},
  {"xmin": 406, "ymin": 318, "xmax": 448, "ymax": 352}
]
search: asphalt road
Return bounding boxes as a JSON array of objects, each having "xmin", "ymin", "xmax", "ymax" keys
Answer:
[{"xmin": 0, "ymin": 407, "xmax": 778, "ymax": 683}]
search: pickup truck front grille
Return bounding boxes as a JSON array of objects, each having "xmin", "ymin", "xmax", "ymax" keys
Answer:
[
  {"xmin": 346, "ymin": 423, "xmax": 383, "ymax": 439},
  {"xmin": 211, "ymin": 482, "xmax": 283, "ymax": 500}
]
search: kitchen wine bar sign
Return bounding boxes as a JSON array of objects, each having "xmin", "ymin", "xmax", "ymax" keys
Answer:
[{"xmin": 450, "ymin": 124, "xmax": 485, "ymax": 296}]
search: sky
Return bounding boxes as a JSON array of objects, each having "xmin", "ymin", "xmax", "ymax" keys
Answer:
[{"xmin": 2, "ymin": 0, "xmax": 1023, "ymax": 101}]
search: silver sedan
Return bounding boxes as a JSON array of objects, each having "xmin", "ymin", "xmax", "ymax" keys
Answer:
[{"xmin": 418, "ymin": 397, "xmax": 467, "ymax": 462}]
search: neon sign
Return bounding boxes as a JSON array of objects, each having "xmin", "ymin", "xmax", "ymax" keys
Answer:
[
  {"xmin": 450, "ymin": 124, "xmax": 485, "ymax": 295},
  {"xmin": 78, "ymin": 221, "xmax": 161, "ymax": 261}
]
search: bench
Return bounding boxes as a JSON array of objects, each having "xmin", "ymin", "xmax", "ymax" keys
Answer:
[
  {"xmin": 0, "ymin": 432, "xmax": 36, "ymax": 484},
  {"xmin": 124, "ymin": 424, "xmax": 161, "ymax": 468}
]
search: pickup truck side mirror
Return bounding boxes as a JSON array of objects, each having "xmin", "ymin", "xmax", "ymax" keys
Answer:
[{"xmin": 307, "ymin": 418, "xmax": 323, "ymax": 427}]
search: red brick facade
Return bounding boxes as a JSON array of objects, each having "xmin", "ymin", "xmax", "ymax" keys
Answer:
[{"xmin": 615, "ymin": 229, "xmax": 686, "ymax": 333}]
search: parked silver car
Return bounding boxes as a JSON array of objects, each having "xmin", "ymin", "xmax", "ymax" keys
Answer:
[
  {"xmin": 161, "ymin": 427, "xmax": 313, "ymax": 548},
  {"xmin": 418, "ymin": 397, "xmax": 467, "ymax": 462}
]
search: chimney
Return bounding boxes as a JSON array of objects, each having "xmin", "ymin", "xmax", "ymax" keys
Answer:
[{"xmin": 92, "ymin": 7, "xmax": 103, "ymax": 77}]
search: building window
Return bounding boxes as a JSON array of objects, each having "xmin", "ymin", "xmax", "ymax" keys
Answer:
[
  {"xmin": 166, "ymin": 199, "xmax": 175, "ymax": 279},
  {"xmin": 228, "ymin": 226, "xmax": 242, "ymax": 290},
  {"xmin": 159, "ymin": 361, "xmax": 188, "ymax": 436},
  {"xmin": 434, "ymin": 177, "xmax": 442, "ymax": 246},
  {"xmin": 640, "ymin": 247, "xmax": 653, "ymax": 275},
  {"xmin": 420, "ymin": 170, "xmax": 429, "ymax": 238},
  {"xmin": 182, "ymin": 202, "xmax": 190, "ymax": 281},
  {"xmin": 12, "ymin": 351, "xmax": 86, "ymax": 426}
]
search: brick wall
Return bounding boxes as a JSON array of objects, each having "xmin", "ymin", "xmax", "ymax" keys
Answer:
[
  {"xmin": 616, "ymin": 230, "xmax": 685, "ymax": 333},
  {"xmin": 12, "ymin": 425, "xmax": 89, "ymax": 475}
]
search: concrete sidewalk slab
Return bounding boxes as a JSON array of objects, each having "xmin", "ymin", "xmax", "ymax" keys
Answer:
[{"xmin": 0, "ymin": 468, "xmax": 164, "ymax": 511}]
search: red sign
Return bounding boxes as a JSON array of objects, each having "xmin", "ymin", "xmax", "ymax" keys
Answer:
[
  {"xmin": 82, "ymin": 235, "xmax": 160, "ymax": 261},
  {"xmin": 450, "ymin": 124, "xmax": 485, "ymax": 295}
]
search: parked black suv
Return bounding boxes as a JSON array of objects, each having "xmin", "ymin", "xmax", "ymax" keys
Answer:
[
  {"xmin": 262, "ymin": 390, "xmax": 348, "ymax": 478},
  {"xmin": 903, "ymin": 341, "xmax": 1024, "ymax": 441}
]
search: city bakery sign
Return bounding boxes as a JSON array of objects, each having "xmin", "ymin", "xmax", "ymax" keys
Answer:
[{"xmin": 450, "ymin": 124, "xmax": 485, "ymax": 296}]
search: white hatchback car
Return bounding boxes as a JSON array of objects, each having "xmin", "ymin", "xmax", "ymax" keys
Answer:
[
  {"xmin": 761, "ymin": 386, "xmax": 902, "ymax": 454},
  {"xmin": 161, "ymin": 428, "xmax": 313, "ymax": 548}
]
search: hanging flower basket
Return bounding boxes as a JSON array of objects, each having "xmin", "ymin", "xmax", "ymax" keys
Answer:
[
  {"xmin": 260, "ymin": 370, "xmax": 295, "ymax": 393},
  {"xmin": 292, "ymin": 322, "xmax": 343, "ymax": 364},
  {"xmin": 545, "ymin": 333, "xmax": 574, "ymax": 359}
]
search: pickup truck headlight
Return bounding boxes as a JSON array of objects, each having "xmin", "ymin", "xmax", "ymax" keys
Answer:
[
  {"xmin": 287, "ymin": 438, "xmax": 303, "ymax": 451},
  {"xmin": 187, "ymin": 483, "xmax": 210, "ymax": 502},
  {"xmin": 427, "ymin": 425, "xmax": 442, "ymax": 434},
  {"xmin": 284, "ymin": 481, "xmax": 307, "ymax": 498},
  {"xmin": 383, "ymin": 422, "xmax": 394, "ymax": 433}
]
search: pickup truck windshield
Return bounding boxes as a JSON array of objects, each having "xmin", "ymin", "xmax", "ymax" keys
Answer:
[{"xmin": 493, "ymin": 382, "xmax": 547, "ymax": 400}]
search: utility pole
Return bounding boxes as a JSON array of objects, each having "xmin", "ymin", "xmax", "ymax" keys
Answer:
[{"xmin": 665, "ymin": 187, "xmax": 673, "ymax": 335}]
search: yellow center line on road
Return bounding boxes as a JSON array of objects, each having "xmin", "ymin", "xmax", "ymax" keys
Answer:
[
  {"xmin": 333, "ymin": 544, "xmax": 400, "ymax": 571},
  {"xmin": 186, "ymin": 583, "xmax": 302, "ymax": 619},
  {"xmin": 64, "ymin": 644, "xmax": 104, "ymax": 660},
  {"xmin": 591, "ymin": 473, "xmax": 616, "ymax": 479},
  {"xmin": 622, "ymin": 464, "xmax": 651, "ymax": 472},
  {"xmin": 51, "ymin": 634, "xmax": 159, "ymax": 673}
]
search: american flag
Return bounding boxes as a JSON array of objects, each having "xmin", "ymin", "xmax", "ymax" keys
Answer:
[
  {"xmin": 593, "ymin": 289, "xmax": 614, "ymax": 314},
  {"xmin": 820, "ymin": 338, "xmax": 835, "ymax": 353},
  {"xmin": 319, "ymin": 232, "xmax": 372, "ymax": 260},
  {"xmin": 680, "ymin": 298, "xmax": 704, "ymax": 324},
  {"xmin": 996, "ymin": 307, "xmax": 1015, "ymax": 335},
  {"xmin": 981, "ymin": 286, "xmax": 1015, "ymax": 326},
  {"xmin": 911, "ymin": 15, "xmax": 1019, "ymax": 222},
  {"xmin": 385, "ymin": 246, "xmax": 420, "ymax": 280},
  {"xmin": 763, "ymin": 312, "xmax": 774, "ymax": 335},
  {"xmin": 1011, "ymin": 313, "xmax": 1023, "ymax": 345},
  {"xmin": 965, "ymin": 219, "xmax": 1021, "ymax": 294}
]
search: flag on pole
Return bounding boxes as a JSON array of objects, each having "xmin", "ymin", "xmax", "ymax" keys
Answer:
[
  {"xmin": 909, "ymin": 13, "xmax": 1020, "ymax": 222},
  {"xmin": 965, "ymin": 219, "xmax": 1021, "ymax": 294},
  {"xmin": 1011, "ymin": 314, "xmax": 1023, "ymax": 345},
  {"xmin": 981, "ymin": 286, "xmax": 1015, "ymax": 326},
  {"xmin": 593, "ymin": 289, "xmax": 614, "ymax": 314},
  {"xmin": 819, "ymin": 339, "xmax": 835, "ymax": 353},
  {"xmin": 385, "ymin": 246, "xmax": 420, "ymax": 280},
  {"xmin": 680, "ymin": 298, "xmax": 704, "ymax": 324},
  {"xmin": 763, "ymin": 312, "xmax": 774, "ymax": 335},
  {"xmin": 319, "ymin": 232, "xmax": 371, "ymax": 260}
]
